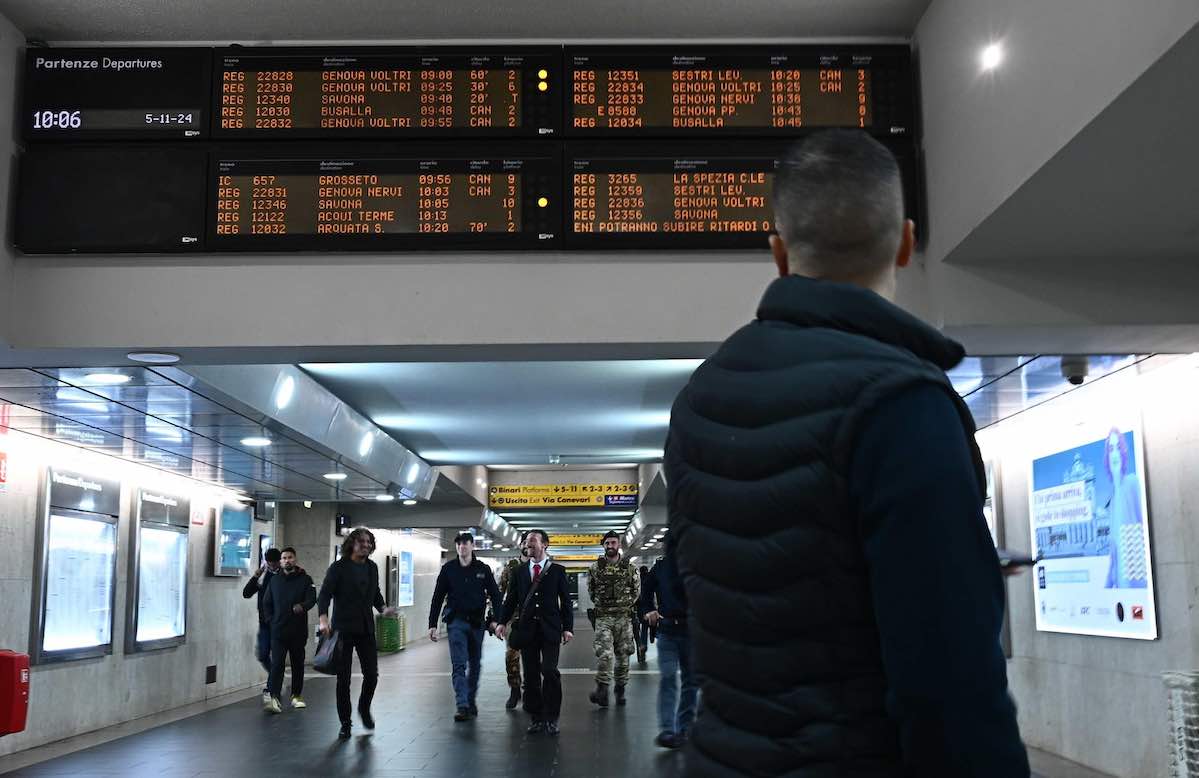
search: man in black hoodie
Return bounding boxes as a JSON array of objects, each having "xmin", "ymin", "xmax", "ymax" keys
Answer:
[
  {"xmin": 262, "ymin": 547, "xmax": 316, "ymax": 713},
  {"xmin": 665, "ymin": 130, "xmax": 1029, "ymax": 777},
  {"xmin": 242, "ymin": 546, "xmax": 280, "ymax": 703}
]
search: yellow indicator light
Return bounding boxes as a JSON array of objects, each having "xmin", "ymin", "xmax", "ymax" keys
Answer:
[
  {"xmin": 538, "ymin": 69, "xmax": 549, "ymax": 79},
  {"xmin": 538, "ymin": 81, "xmax": 549, "ymax": 92},
  {"xmin": 537, "ymin": 197, "xmax": 549, "ymax": 208}
]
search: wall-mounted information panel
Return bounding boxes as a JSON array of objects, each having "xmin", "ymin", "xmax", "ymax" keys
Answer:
[
  {"xmin": 31, "ymin": 468, "xmax": 122, "ymax": 664},
  {"xmin": 214, "ymin": 47, "xmax": 561, "ymax": 138},
  {"xmin": 23, "ymin": 48, "xmax": 211, "ymax": 141},
  {"xmin": 565, "ymin": 142, "xmax": 920, "ymax": 250},
  {"xmin": 208, "ymin": 144, "xmax": 561, "ymax": 250},
  {"xmin": 16, "ymin": 146, "xmax": 208, "ymax": 254},
  {"xmin": 566, "ymin": 45, "xmax": 913, "ymax": 137},
  {"xmin": 126, "ymin": 489, "xmax": 190, "ymax": 653}
]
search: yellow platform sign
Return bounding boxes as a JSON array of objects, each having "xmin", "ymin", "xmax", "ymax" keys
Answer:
[
  {"xmin": 488, "ymin": 483, "xmax": 638, "ymax": 509},
  {"xmin": 551, "ymin": 554, "xmax": 599, "ymax": 562},
  {"xmin": 550, "ymin": 534, "xmax": 605, "ymax": 547}
]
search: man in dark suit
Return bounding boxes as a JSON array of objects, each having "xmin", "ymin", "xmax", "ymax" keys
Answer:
[
  {"xmin": 495, "ymin": 529, "xmax": 574, "ymax": 736},
  {"xmin": 318, "ymin": 527, "xmax": 397, "ymax": 740}
]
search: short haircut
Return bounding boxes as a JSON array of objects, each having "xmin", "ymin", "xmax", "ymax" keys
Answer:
[
  {"xmin": 772, "ymin": 129, "xmax": 905, "ymax": 278},
  {"xmin": 280, "ymin": 547, "xmax": 296, "ymax": 556},
  {"xmin": 526, "ymin": 529, "xmax": 549, "ymax": 545},
  {"xmin": 602, "ymin": 531, "xmax": 620, "ymax": 542},
  {"xmin": 454, "ymin": 532, "xmax": 475, "ymax": 545},
  {"xmin": 264, "ymin": 548, "xmax": 282, "ymax": 563}
]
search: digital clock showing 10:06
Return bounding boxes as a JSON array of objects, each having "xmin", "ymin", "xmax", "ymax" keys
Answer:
[{"xmin": 31, "ymin": 109, "xmax": 82, "ymax": 129}]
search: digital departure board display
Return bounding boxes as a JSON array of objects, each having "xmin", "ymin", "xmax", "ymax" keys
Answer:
[
  {"xmin": 208, "ymin": 145, "xmax": 560, "ymax": 250},
  {"xmin": 23, "ymin": 48, "xmax": 211, "ymax": 140},
  {"xmin": 567, "ymin": 46, "xmax": 913, "ymax": 137},
  {"xmin": 565, "ymin": 142, "xmax": 920, "ymax": 250},
  {"xmin": 214, "ymin": 48, "xmax": 560, "ymax": 138}
]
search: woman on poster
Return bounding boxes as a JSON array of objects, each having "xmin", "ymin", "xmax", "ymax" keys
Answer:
[{"xmin": 1102, "ymin": 428, "xmax": 1147, "ymax": 589}]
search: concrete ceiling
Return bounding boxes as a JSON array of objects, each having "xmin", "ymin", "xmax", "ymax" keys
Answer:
[
  {"xmin": 0, "ymin": 0, "xmax": 932, "ymax": 43},
  {"xmin": 944, "ymin": 21, "xmax": 1199, "ymax": 268}
]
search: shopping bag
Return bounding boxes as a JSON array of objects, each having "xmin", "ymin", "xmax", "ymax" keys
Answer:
[{"xmin": 313, "ymin": 630, "xmax": 340, "ymax": 675}]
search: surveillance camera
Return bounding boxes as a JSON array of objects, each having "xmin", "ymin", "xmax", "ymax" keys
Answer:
[{"xmin": 1060, "ymin": 356, "xmax": 1088, "ymax": 386}]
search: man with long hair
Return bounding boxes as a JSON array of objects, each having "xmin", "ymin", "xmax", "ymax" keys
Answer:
[{"xmin": 318, "ymin": 527, "xmax": 396, "ymax": 739}]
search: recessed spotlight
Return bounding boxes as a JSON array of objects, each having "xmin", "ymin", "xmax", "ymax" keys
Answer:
[
  {"xmin": 375, "ymin": 494, "xmax": 395, "ymax": 502},
  {"xmin": 274, "ymin": 375, "xmax": 296, "ymax": 410},
  {"xmin": 981, "ymin": 42, "xmax": 1004, "ymax": 71},
  {"xmin": 323, "ymin": 472, "xmax": 348, "ymax": 481},
  {"xmin": 403, "ymin": 499, "xmax": 417, "ymax": 506},
  {"xmin": 83, "ymin": 372, "xmax": 131, "ymax": 385},
  {"xmin": 126, "ymin": 351, "xmax": 181, "ymax": 365},
  {"xmin": 240, "ymin": 436, "xmax": 271, "ymax": 447}
]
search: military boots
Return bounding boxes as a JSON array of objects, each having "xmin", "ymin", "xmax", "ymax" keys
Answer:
[{"xmin": 589, "ymin": 682, "xmax": 610, "ymax": 707}]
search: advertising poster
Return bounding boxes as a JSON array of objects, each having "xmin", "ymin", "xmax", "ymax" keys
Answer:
[
  {"xmin": 398, "ymin": 551, "xmax": 414, "ymax": 607},
  {"xmin": 1029, "ymin": 419, "xmax": 1156, "ymax": 639}
]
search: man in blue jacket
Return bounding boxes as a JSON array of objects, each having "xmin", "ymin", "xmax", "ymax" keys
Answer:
[
  {"xmin": 665, "ymin": 130, "xmax": 1029, "ymax": 777},
  {"xmin": 641, "ymin": 551, "xmax": 697, "ymax": 750},
  {"xmin": 428, "ymin": 532, "xmax": 503, "ymax": 722},
  {"xmin": 242, "ymin": 546, "xmax": 280, "ymax": 704}
]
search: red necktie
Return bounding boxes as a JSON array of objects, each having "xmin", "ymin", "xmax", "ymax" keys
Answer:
[{"xmin": 533, "ymin": 563, "xmax": 542, "ymax": 580}]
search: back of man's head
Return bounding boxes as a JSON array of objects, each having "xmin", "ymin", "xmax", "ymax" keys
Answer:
[{"xmin": 772, "ymin": 130, "xmax": 905, "ymax": 280}]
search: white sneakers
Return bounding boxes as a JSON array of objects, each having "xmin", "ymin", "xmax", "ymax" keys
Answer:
[
  {"xmin": 264, "ymin": 696, "xmax": 282, "ymax": 714},
  {"xmin": 291, "ymin": 696, "xmax": 307, "ymax": 709}
]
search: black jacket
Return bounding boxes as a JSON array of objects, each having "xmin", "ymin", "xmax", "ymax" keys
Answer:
[
  {"xmin": 665, "ymin": 275, "xmax": 1027, "ymax": 777},
  {"xmin": 498, "ymin": 560, "xmax": 573, "ymax": 640},
  {"xmin": 318, "ymin": 557, "xmax": 386, "ymax": 635},
  {"xmin": 428, "ymin": 557, "xmax": 503, "ymax": 629},
  {"xmin": 242, "ymin": 569, "xmax": 275, "ymax": 625},
  {"xmin": 642, "ymin": 554, "xmax": 688, "ymax": 634},
  {"xmin": 262, "ymin": 567, "xmax": 316, "ymax": 642}
]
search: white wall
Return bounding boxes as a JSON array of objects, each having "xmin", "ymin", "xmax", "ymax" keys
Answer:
[
  {"xmin": 979, "ymin": 355, "xmax": 1199, "ymax": 777},
  {"xmin": 0, "ymin": 432, "xmax": 271, "ymax": 757}
]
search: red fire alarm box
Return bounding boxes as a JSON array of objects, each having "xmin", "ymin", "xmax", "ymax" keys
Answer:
[{"xmin": 0, "ymin": 650, "xmax": 30, "ymax": 735}]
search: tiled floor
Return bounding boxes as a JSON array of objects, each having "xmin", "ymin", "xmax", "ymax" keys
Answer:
[{"xmin": 2, "ymin": 627, "xmax": 1114, "ymax": 777}]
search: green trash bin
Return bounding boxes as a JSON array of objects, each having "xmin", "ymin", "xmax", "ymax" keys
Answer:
[{"xmin": 377, "ymin": 614, "xmax": 401, "ymax": 654}]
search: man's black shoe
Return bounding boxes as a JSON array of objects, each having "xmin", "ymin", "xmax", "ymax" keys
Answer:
[
  {"xmin": 468, "ymin": 704, "xmax": 478, "ymax": 718},
  {"xmin": 505, "ymin": 687, "xmax": 522, "ymax": 710},
  {"xmin": 655, "ymin": 731, "xmax": 684, "ymax": 749},
  {"xmin": 546, "ymin": 721, "xmax": 560, "ymax": 737},
  {"xmin": 454, "ymin": 707, "xmax": 470, "ymax": 722},
  {"xmin": 358, "ymin": 706, "xmax": 375, "ymax": 729},
  {"xmin": 337, "ymin": 723, "xmax": 351, "ymax": 740},
  {"xmin": 526, "ymin": 720, "xmax": 546, "ymax": 734}
]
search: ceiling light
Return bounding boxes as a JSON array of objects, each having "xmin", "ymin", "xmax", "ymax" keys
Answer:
[
  {"xmin": 375, "ymin": 494, "xmax": 395, "ymax": 502},
  {"xmin": 323, "ymin": 472, "xmax": 348, "ymax": 481},
  {"xmin": 403, "ymin": 499, "xmax": 417, "ymax": 506},
  {"xmin": 274, "ymin": 375, "xmax": 296, "ymax": 410},
  {"xmin": 358, "ymin": 433, "xmax": 374, "ymax": 458},
  {"xmin": 406, "ymin": 462, "xmax": 420, "ymax": 483},
  {"xmin": 981, "ymin": 42, "xmax": 1004, "ymax": 71},
  {"xmin": 240, "ymin": 436, "xmax": 271, "ymax": 447},
  {"xmin": 126, "ymin": 351, "xmax": 180, "ymax": 365},
  {"xmin": 82, "ymin": 372, "xmax": 131, "ymax": 385}
]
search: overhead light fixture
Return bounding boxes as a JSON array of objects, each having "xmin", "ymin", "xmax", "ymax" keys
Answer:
[
  {"xmin": 323, "ymin": 472, "xmax": 348, "ymax": 481},
  {"xmin": 406, "ymin": 462, "xmax": 420, "ymax": 483},
  {"xmin": 403, "ymin": 499, "xmax": 417, "ymax": 506},
  {"xmin": 375, "ymin": 494, "xmax": 395, "ymax": 502},
  {"xmin": 126, "ymin": 351, "xmax": 181, "ymax": 365},
  {"xmin": 240, "ymin": 436, "xmax": 272, "ymax": 447},
  {"xmin": 358, "ymin": 433, "xmax": 374, "ymax": 458},
  {"xmin": 82, "ymin": 372, "xmax": 131, "ymax": 386},
  {"xmin": 980, "ymin": 42, "xmax": 1004, "ymax": 71},
  {"xmin": 274, "ymin": 375, "xmax": 296, "ymax": 410}
]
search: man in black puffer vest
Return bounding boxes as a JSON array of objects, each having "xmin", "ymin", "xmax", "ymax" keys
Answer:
[{"xmin": 665, "ymin": 130, "xmax": 1029, "ymax": 777}]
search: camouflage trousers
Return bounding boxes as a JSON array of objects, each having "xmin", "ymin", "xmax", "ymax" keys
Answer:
[
  {"xmin": 505, "ymin": 646, "xmax": 522, "ymax": 690},
  {"xmin": 594, "ymin": 613, "xmax": 635, "ymax": 686}
]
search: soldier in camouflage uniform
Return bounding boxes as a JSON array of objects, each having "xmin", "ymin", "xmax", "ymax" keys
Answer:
[
  {"xmin": 497, "ymin": 537, "xmax": 531, "ymax": 710},
  {"xmin": 588, "ymin": 530, "xmax": 639, "ymax": 707}
]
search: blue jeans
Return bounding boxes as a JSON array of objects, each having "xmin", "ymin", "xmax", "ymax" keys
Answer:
[
  {"xmin": 447, "ymin": 619, "xmax": 484, "ymax": 708},
  {"xmin": 657, "ymin": 630, "xmax": 698, "ymax": 736},
  {"xmin": 255, "ymin": 623, "xmax": 272, "ymax": 674}
]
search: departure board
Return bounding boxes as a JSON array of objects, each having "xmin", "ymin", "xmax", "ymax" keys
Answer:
[
  {"xmin": 214, "ymin": 48, "xmax": 560, "ymax": 138},
  {"xmin": 566, "ymin": 142, "xmax": 920, "ymax": 249},
  {"xmin": 23, "ymin": 48, "xmax": 211, "ymax": 140},
  {"xmin": 209, "ymin": 146, "xmax": 560, "ymax": 250},
  {"xmin": 567, "ymin": 46, "xmax": 913, "ymax": 137}
]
